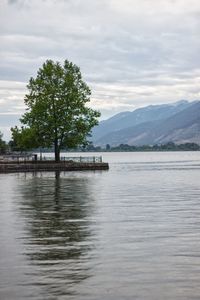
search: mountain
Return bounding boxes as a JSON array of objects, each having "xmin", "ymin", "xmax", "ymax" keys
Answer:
[
  {"xmin": 92, "ymin": 100, "xmax": 194, "ymax": 142},
  {"xmin": 93, "ymin": 101, "xmax": 200, "ymax": 146}
]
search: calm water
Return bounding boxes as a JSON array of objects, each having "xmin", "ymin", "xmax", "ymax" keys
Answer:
[{"xmin": 1, "ymin": 152, "xmax": 200, "ymax": 300}]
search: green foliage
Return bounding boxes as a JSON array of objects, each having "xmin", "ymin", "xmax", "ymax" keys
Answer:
[
  {"xmin": 108, "ymin": 142, "xmax": 200, "ymax": 152},
  {"xmin": 106, "ymin": 144, "xmax": 111, "ymax": 150},
  {"xmin": 0, "ymin": 131, "xmax": 7, "ymax": 154},
  {"xmin": 82, "ymin": 142, "xmax": 200, "ymax": 152},
  {"xmin": 10, "ymin": 126, "xmax": 41, "ymax": 151},
  {"xmin": 12, "ymin": 59, "xmax": 100, "ymax": 160}
]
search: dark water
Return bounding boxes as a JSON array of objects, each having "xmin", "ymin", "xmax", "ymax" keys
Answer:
[{"xmin": 1, "ymin": 152, "xmax": 200, "ymax": 300}]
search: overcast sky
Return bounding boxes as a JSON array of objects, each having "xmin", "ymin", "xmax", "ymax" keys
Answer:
[{"xmin": 1, "ymin": 0, "xmax": 200, "ymax": 140}]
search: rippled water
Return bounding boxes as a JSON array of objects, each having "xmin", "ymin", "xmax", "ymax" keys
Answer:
[{"xmin": 1, "ymin": 152, "xmax": 200, "ymax": 300}]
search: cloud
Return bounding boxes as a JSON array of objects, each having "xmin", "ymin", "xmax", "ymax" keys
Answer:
[
  {"xmin": 7, "ymin": 0, "xmax": 18, "ymax": 4},
  {"xmin": 0, "ymin": 0, "xmax": 200, "ymax": 139}
]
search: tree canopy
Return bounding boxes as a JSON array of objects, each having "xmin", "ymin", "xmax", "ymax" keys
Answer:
[
  {"xmin": 0, "ymin": 131, "xmax": 7, "ymax": 154},
  {"xmin": 12, "ymin": 59, "xmax": 100, "ymax": 161}
]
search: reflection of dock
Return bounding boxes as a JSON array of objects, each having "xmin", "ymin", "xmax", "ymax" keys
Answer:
[{"xmin": 0, "ymin": 155, "xmax": 109, "ymax": 173}]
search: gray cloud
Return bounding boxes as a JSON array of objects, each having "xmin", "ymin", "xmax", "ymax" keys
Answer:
[
  {"xmin": 1, "ymin": 0, "xmax": 200, "ymax": 140},
  {"xmin": 7, "ymin": 0, "xmax": 17, "ymax": 4}
]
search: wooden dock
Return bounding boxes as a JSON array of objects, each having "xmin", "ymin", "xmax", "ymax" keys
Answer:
[{"xmin": 0, "ymin": 155, "xmax": 109, "ymax": 173}]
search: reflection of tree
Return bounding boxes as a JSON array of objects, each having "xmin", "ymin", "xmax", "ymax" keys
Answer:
[{"xmin": 18, "ymin": 172, "xmax": 95, "ymax": 297}]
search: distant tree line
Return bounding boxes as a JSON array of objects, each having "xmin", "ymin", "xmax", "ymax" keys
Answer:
[{"xmin": 83, "ymin": 141, "xmax": 200, "ymax": 152}]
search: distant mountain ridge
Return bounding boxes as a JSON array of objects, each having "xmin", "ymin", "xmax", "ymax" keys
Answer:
[{"xmin": 92, "ymin": 100, "xmax": 200, "ymax": 146}]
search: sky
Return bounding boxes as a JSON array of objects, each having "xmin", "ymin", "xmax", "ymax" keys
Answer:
[{"xmin": 1, "ymin": 0, "xmax": 200, "ymax": 140}]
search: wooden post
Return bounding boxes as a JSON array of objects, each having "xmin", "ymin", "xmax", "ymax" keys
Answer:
[{"xmin": 40, "ymin": 148, "xmax": 42, "ymax": 161}]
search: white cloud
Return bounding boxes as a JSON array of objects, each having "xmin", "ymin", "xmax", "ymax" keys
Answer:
[{"xmin": 0, "ymin": 0, "xmax": 200, "ymax": 139}]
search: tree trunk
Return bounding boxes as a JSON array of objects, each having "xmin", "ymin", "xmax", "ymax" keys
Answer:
[{"xmin": 54, "ymin": 139, "xmax": 60, "ymax": 162}]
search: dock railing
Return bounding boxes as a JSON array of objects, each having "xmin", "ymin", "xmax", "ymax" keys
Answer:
[
  {"xmin": 0, "ymin": 154, "xmax": 33, "ymax": 163},
  {"xmin": 0, "ymin": 154, "xmax": 103, "ymax": 164},
  {"xmin": 43, "ymin": 156, "xmax": 103, "ymax": 163}
]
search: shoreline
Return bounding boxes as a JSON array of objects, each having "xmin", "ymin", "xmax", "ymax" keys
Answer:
[{"xmin": 0, "ymin": 161, "xmax": 109, "ymax": 173}]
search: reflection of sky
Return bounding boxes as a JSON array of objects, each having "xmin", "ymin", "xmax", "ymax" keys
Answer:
[
  {"xmin": 1, "ymin": 0, "xmax": 200, "ymax": 140},
  {"xmin": 1, "ymin": 154, "xmax": 200, "ymax": 299}
]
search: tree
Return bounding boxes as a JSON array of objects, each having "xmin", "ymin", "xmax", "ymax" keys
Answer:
[
  {"xmin": 0, "ymin": 131, "xmax": 7, "ymax": 154},
  {"xmin": 10, "ymin": 126, "xmax": 41, "ymax": 152},
  {"xmin": 12, "ymin": 59, "xmax": 100, "ymax": 161},
  {"xmin": 106, "ymin": 144, "xmax": 111, "ymax": 151}
]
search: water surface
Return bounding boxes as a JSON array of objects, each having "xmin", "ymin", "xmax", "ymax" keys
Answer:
[{"xmin": 1, "ymin": 152, "xmax": 200, "ymax": 299}]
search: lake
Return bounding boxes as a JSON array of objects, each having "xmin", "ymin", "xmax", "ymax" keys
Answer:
[{"xmin": 1, "ymin": 152, "xmax": 200, "ymax": 300}]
